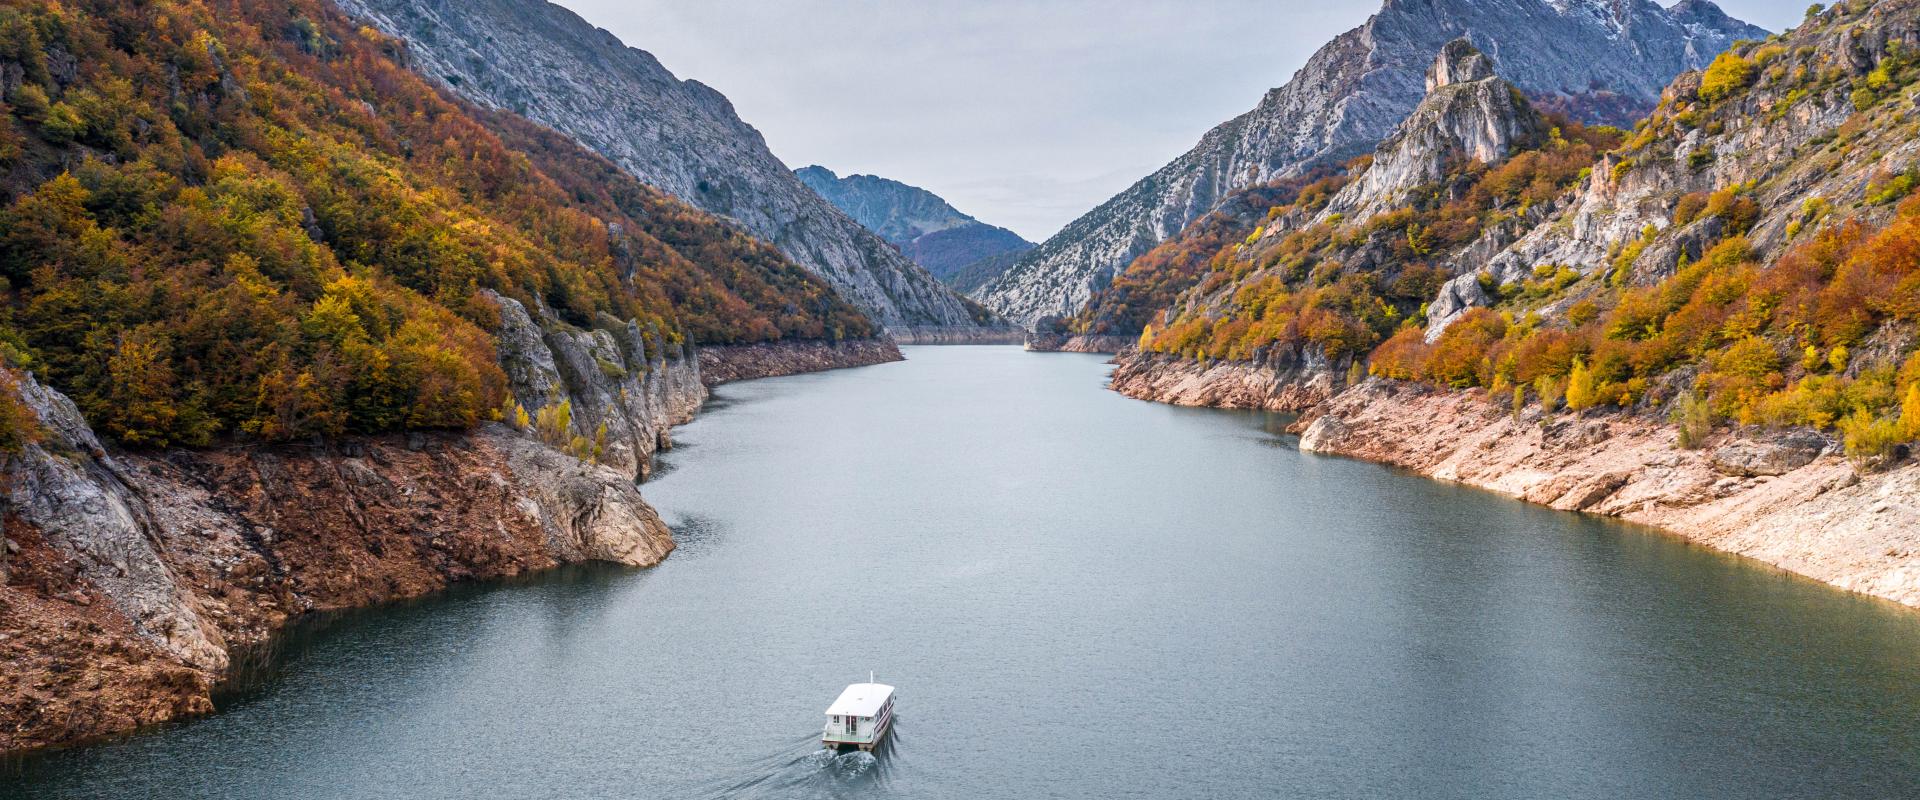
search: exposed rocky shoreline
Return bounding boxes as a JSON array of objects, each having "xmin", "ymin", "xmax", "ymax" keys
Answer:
[
  {"xmin": 0, "ymin": 316, "xmax": 900, "ymax": 755},
  {"xmin": 891, "ymin": 325, "xmax": 1026, "ymax": 345},
  {"xmin": 1108, "ymin": 348, "xmax": 1346, "ymax": 412},
  {"xmin": 699, "ymin": 339, "xmax": 902, "ymax": 386},
  {"xmin": 1023, "ymin": 333, "xmax": 1134, "ymax": 354},
  {"xmin": 0, "ymin": 372, "xmax": 677, "ymax": 755},
  {"xmin": 1108, "ymin": 349, "xmax": 1920, "ymax": 609}
]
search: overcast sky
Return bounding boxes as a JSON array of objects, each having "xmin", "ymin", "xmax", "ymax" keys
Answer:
[{"xmin": 551, "ymin": 1, "xmax": 1807, "ymax": 243}]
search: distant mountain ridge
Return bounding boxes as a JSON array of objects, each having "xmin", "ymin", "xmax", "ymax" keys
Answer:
[
  {"xmin": 796, "ymin": 166, "xmax": 1034, "ymax": 292},
  {"xmin": 974, "ymin": 0, "xmax": 1768, "ymax": 327},
  {"xmin": 332, "ymin": 0, "xmax": 1006, "ymax": 339}
]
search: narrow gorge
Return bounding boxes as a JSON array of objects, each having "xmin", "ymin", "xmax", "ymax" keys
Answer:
[{"xmin": 8, "ymin": 0, "xmax": 1920, "ymax": 794}]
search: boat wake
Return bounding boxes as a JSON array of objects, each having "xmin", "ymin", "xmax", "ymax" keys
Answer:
[{"xmin": 697, "ymin": 726, "xmax": 904, "ymax": 799}]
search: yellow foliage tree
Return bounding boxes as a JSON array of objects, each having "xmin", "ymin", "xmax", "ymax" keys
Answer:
[
  {"xmin": 1564, "ymin": 358, "xmax": 1600, "ymax": 411},
  {"xmin": 1901, "ymin": 383, "xmax": 1920, "ymax": 438},
  {"xmin": 1699, "ymin": 51, "xmax": 1755, "ymax": 103}
]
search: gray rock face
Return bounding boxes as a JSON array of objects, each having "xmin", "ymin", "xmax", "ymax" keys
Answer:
[
  {"xmin": 795, "ymin": 166, "xmax": 1034, "ymax": 287},
  {"xmin": 1425, "ymin": 38, "xmax": 1495, "ymax": 90},
  {"xmin": 486, "ymin": 291, "xmax": 706, "ymax": 482},
  {"xmin": 331, "ymin": 0, "xmax": 987, "ymax": 334},
  {"xmin": 1428, "ymin": 0, "xmax": 1920, "ymax": 338},
  {"xmin": 1711, "ymin": 433, "xmax": 1830, "ymax": 478},
  {"xmin": 5, "ymin": 372, "xmax": 230, "ymax": 672},
  {"xmin": 2, "ymin": 370, "xmax": 678, "ymax": 679},
  {"xmin": 1323, "ymin": 40, "xmax": 1547, "ymax": 223},
  {"xmin": 975, "ymin": 0, "xmax": 1765, "ymax": 327}
]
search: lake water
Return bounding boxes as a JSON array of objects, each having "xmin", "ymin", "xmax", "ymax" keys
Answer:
[{"xmin": 8, "ymin": 346, "xmax": 1920, "ymax": 799}]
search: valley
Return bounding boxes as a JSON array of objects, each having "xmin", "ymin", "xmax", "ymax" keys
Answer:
[{"xmin": 4, "ymin": 0, "xmax": 1920, "ymax": 795}]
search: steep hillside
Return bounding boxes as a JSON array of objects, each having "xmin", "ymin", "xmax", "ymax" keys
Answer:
[
  {"xmin": 976, "ymin": 0, "xmax": 1765, "ymax": 327},
  {"xmin": 332, "ymin": 0, "xmax": 1011, "ymax": 340},
  {"xmin": 0, "ymin": 0, "xmax": 900, "ymax": 754},
  {"xmin": 0, "ymin": 0, "xmax": 881, "ymax": 450},
  {"xmin": 794, "ymin": 165, "xmax": 975, "ymax": 243},
  {"xmin": 1131, "ymin": 40, "xmax": 1614, "ymax": 382},
  {"xmin": 1109, "ymin": 2, "xmax": 1920, "ymax": 604},
  {"xmin": 1049, "ymin": 170, "xmax": 1343, "ymax": 350},
  {"xmin": 795, "ymin": 165, "xmax": 1034, "ymax": 287}
]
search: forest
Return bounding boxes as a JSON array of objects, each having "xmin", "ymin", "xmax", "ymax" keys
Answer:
[
  {"xmin": 1131, "ymin": 5, "xmax": 1920, "ymax": 462},
  {"xmin": 0, "ymin": 0, "xmax": 872, "ymax": 449}
]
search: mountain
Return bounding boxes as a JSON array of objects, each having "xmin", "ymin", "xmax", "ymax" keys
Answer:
[
  {"xmin": 795, "ymin": 165, "xmax": 1034, "ymax": 290},
  {"xmin": 1129, "ymin": 38, "xmax": 1592, "ymax": 373},
  {"xmin": 0, "ymin": 0, "xmax": 879, "ymax": 451},
  {"xmin": 975, "ymin": 0, "xmax": 1768, "ymax": 327},
  {"xmin": 1119, "ymin": 0, "xmax": 1920, "ymax": 459},
  {"xmin": 1105, "ymin": 0, "xmax": 1920, "ymax": 610},
  {"xmin": 332, "ymin": 0, "xmax": 1008, "ymax": 340},
  {"xmin": 0, "ymin": 0, "xmax": 906, "ymax": 753}
]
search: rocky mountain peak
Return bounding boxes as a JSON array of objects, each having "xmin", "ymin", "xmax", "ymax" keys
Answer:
[
  {"xmin": 1426, "ymin": 38, "xmax": 1494, "ymax": 91},
  {"xmin": 1327, "ymin": 41, "xmax": 1545, "ymax": 222},
  {"xmin": 975, "ymin": 0, "xmax": 1766, "ymax": 328}
]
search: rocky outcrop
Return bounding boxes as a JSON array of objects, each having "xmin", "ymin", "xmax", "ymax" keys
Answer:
[
  {"xmin": 490, "ymin": 293, "xmax": 705, "ymax": 482},
  {"xmin": 1294, "ymin": 379, "xmax": 1920, "ymax": 608},
  {"xmin": 1322, "ymin": 40, "xmax": 1546, "ymax": 223},
  {"xmin": 698, "ymin": 340, "xmax": 904, "ymax": 387},
  {"xmin": 1430, "ymin": 0, "xmax": 1920, "ymax": 337},
  {"xmin": 1, "ymin": 371, "xmax": 675, "ymax": 754},
  {"xmin": 1109, "ymin": 347, "xmax": 1349, "ymax": 412},
  {"xmin": 1024, "ymin": 334, "xmax": 1136, "ymax": 354},
  {"xmin": 332, "ymin": 0, "xmax": 994, "ymax": 336},
  {"xmin": 975, "ymin": 0, "xmax": 1764, "ymax": 327}
]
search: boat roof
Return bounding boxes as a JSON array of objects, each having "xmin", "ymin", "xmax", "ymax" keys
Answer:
[{"xmin": 825, "ymin": 682, "xmax": 895, "ymax": 717}]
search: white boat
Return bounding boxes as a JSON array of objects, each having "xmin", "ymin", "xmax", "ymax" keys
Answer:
[{"xmin": 822, "ymin": 674, "xmax": 895, "ymax": 752}]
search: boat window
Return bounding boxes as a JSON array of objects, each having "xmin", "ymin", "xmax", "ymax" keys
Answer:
[{"xmin": 847, "ymin": 716, "xmax": 859, "ymax": 734}]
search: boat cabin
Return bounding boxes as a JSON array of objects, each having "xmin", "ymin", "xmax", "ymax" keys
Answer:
[{"xmin": 822, "ymin": 680, "xmax": 895, "ymax": 752}]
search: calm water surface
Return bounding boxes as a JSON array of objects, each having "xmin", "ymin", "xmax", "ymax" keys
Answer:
[{"xmin": 8, "ymin": 346, "xmax": 1920, "ymax": 799}]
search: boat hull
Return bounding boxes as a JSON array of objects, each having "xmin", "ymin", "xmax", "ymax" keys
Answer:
[{"xmin": 822, "ymin": 715, "xmax": 892, "ymax": 752}]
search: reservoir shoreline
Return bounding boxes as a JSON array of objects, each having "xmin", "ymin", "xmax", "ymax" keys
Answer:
[
  {"xmin": 1108, "ymin": 348, "xmax": 1920, "ymax": 610},
  {"xmin": 0, "ymin": 337, "xmax": 900, "ymax": 757}
]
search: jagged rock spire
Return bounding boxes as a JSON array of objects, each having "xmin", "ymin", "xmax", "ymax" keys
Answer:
[
  {"xmin": 1320, "ymin": 41, "xmax": 1546, "ymax": 223},
  {"xmin": 1427, "ymin": 38, "xmax": 1495, "ymax": 91}
]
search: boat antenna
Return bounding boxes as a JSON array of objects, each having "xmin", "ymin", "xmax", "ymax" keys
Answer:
[{"xmin": 869, "ymin": 670, "xmax": 875, "ymax": 685}]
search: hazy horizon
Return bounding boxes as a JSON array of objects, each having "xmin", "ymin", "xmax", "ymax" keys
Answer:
[{"xmin": 554, "ymin": 0, "xmax": 1808, "ymax": 243}]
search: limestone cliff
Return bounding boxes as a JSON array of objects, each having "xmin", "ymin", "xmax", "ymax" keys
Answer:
[
  {"xmin": 1110, "ymin": 347, "xmax": 1348, "ymax": 411},
  {"xmin": 1428, "ymin": 0, "xmax": 1920, "ymax": 335},
  {"xmin": 1295, "ymin": 380, "xmax": 1920, "ymax": 607},
  {"xmin": 976, "ymin": 0, "xmax": 1764, "ymax": 327},
  {"xmin": 0, "ymin": 294, "xmax": 906, "ymax": 755},
  {"xmin": 1321, "ymin": 40, "xmax": 1547, "ymax": 223},
  {"xmin": 0, "ymin": 370, "xmax": 675, "ymax": 754}
]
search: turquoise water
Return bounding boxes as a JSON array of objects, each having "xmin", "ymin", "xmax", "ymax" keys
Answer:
[{"xmin": 8, "ymin": 346, "xmax": 1920, "ymax": 798}]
